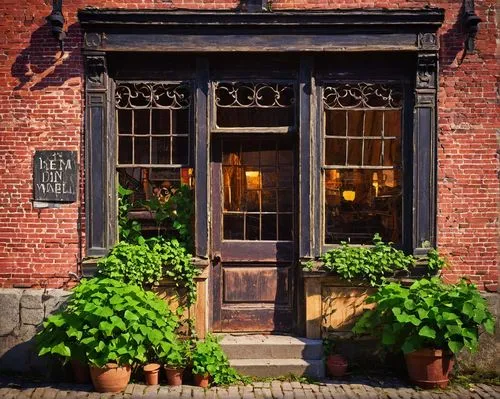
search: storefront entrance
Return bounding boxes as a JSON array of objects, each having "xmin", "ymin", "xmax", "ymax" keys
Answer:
[{"xmin": 211, "ymin": 136, "xmax": 297, "ymax": 332}]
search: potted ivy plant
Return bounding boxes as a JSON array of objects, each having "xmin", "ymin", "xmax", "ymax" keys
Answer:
[
  {"xmin": 159, "ymin": 337, "xmax": 191, "ymax": 386},
  {"xmin": 321, "ymin": 233, "xmax": 415, "ymax": 287},
  {"xmin": 37, "ymin": 278, "xmax": 179, "ymax": 392},
  {"xmin": 191, "ymin": 334, "xmax": 243, "ymax": 387},
  {"xmin": 353, "ymin": 277, "xmax": 495, "ymax": 388}
]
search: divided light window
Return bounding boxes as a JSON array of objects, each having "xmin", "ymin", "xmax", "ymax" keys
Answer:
[
  {"xmin": 322, "ymin": 83, "xmax": 403, "ymax": 245},
  {"xmin": 115, "ymin": 81, "xmax": 193, "ymax": 217}
]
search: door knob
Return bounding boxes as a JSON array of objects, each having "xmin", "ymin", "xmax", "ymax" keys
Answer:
[{"xmin": 212, "ymin": 252, "xmax": 221, "ymax": 264}]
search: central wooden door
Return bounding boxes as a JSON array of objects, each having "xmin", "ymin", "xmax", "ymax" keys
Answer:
[{"xmin": 211, "ymin": 137, "xmax": 296, "ymax": 332}]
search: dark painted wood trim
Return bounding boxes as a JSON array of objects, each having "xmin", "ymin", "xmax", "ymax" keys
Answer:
[
  {"xmin": 299, "ymin": 56, "xmax": 313, "ymax": 259},
  {"xmin": 84, "ymin": 52, "xmax": 111, "ymax": 257},
  {"xmin": 78, "ymin": 9, "xmax": 445, "ymax": 27},
  {"xmin": 195, "ymin": 57, "xmax": 209, "ymax": 258},
  {"xmin": 413, "ymin": 52, "xmax": 438, "ymax": 255}
]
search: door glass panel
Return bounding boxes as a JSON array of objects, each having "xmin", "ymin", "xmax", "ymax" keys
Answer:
[{"xmin": 222, "ymin": 138, "xmax": 293, "ymax": 241}]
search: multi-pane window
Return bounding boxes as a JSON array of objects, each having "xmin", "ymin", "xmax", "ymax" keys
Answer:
[
  {"xmin": 322, "ymin": 83, "xmax": 403, "ymax": 245},
  {"xmin": 222, "ymin": 138, "xmax": 294, "ymax": 241},
  {"xmin": 115, "ymin": 81, "xmax": 193, "ymax": 204}
]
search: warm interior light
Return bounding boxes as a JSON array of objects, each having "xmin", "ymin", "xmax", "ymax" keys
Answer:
[
  {"xmin": 342, "ymin": 190, "xmax": 356, "ymax": 202},
  {"xmin": 384, "ymin": 170, "xmax": 395, "ymax": 188},
  {"xmin": 245, "ymin": 170, "xmax": 260, "ymax": 189},
  {"xmin": 372, "ymin": 172, "xmax": 379, "ymax": 197}
]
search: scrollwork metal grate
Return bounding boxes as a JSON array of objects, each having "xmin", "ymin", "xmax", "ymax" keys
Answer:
[
  {"xmin": 215, "ymin": 82, "xmax": 295, "ymax": 109},
  {"xmin": 115, "ymin": 82, "xmax": 191, "ymax": 109},
  {"xmin": 323, "ymin": 83, "xmax": 402, "ymax": 110}
]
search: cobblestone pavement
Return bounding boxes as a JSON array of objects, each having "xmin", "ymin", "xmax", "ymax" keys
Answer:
[{"xmin": 1, "ymin": 377, "xmax": 499, "ymax": 399}]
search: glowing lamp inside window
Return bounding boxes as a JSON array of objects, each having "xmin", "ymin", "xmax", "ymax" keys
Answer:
[
  {"xmin": 342, "ymin": 190, "xmax": 356, "ymax": 202},
  {"xmin": 245, "ymin": 170, "xmax": 260, "ymax": 190}
]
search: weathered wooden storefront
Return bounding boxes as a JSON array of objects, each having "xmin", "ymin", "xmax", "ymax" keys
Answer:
[{"xmin": 79, "ymin": 9, "xmax": 443, "ymax": 336}]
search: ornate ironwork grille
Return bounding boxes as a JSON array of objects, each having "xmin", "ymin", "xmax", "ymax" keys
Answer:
[
  {"xmin": 214, "ymin": 81, "xmax": 296, "ymax": 129},
  {"xmin": 115, "ymin": 81, "xmax": 192, "ymax": 202},
  {"xmin": 322, "ymin": 83, "xmax": 403, "ymax": 245}
]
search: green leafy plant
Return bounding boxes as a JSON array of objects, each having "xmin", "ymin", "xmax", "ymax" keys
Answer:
[
  {"xmin": 426, "ymin": 248, "xmax": 448, "ymax": 275},
  {"xmin": 36, "ymin": 278, "xmax": 179, "ymax": 367},
  {"xmin": 158, "ymin": 337, "xmax": 191, "ymax": 368},
  {"xmin": 150, "ymin": 237, "xmax": 200, "ymax": 307},
  {"xmin": 352, "ymin": 277, "xmax": 495, "ymax": 355},
  {"xmin": 321, "ymin": 234, "xmax": 415, "ymax": 286},
  {"xmin": 140, "ymin": 185, "xmax": 194, "ymax": 251},
  {"xmin": 118, "ymin": 184, "xmax": 142, "ymax": 244},
  {"xmin": 97, "ymin": 240, "xmax": 163, "ymax": 287},
  {"xmin": 191, "ymin": 334, "xmax": 247, "ymax": 386}
]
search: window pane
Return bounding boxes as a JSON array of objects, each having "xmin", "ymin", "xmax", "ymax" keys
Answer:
[
  {"xmin": 364, "ymin": 110, "xmax": 383, "ymax": 137},
  {"xmin": 246, "ymin": 214, "xmax": 260, "ymax": 240},
  {"xmin": 261, "ymin": 214, "xmax": 277, "ymax": 240},
  {"xmin": 325, "ymin": 138, "xmax": 346, "ymax": 166},
  {"xmin": 134, "ymin": 109, "xmax": 150, "ymax": 135},
  {"xmin": 325, "ymin": 110, "xmax": 346, "ymax": 136},
  {"xmin": 347, "ymin": 139, "xmax": 363, "ymax": 165},
  {"xmin": 172, "ymin": 108, "xmax": 189, "ymax": 134},
  {"xmin": 363, "ymin": 139, "xmax": 382, "ymax": 166},
  {"xmin": 152, "ymin": 109, "xmax": 170, "ymax": 134},
  {"xmin": 134, "ymin": 137, "xmax": 150, "ymax": 164},
  {"xmin": 152, "ymin": 137, "xmax": 170, "ymax": 164},
  {"xmin": 262, "ymin": 190, "xmax": 277, "ymax": 212},
  {"xmin": 224, "ymin": 214, "xmax": 244, "ymax": 240},
  {"xmin": 384, "ymin": 110, "xmax": 401, "ymax": 138},
  {"xmin": 118, "ymin": 110, "xmax": 132, "ymax": 134},
  {"xmin": 347, "ymin": 110, "xmax": 364, "ymax": 137},
  {"xmin": 118, "ymin": 136, "xmax": 132, "ymax": 164},
  {"xmin": 324, "ymin": 169, "xmax": 401, "ymax": 244},
  {"xmin": 277, "ymin": 189, "xmax": 292, "ymax": 212},
  {"xmin": 172, "ymin": 137, "xmax": 189, "ymax": 165}
]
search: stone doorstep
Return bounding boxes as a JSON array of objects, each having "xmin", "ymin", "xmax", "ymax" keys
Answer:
[
  {"xmin": 219, "ymin": 335, "xmax": 323, "ymax": 360},
  {"xmin": 229, "ymin": 359, "xmax": 325, "ymax": 379}
]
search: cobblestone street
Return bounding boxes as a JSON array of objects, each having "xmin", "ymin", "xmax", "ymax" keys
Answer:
[{"xmin": 1, "ymin": 378, "xmax": 499, "ymax": 399}]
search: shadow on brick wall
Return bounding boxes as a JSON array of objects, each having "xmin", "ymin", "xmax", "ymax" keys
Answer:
[
  {"xmin": 11, "ymin": 23, "xmax": 81, "ymax": 91},
  {"xmin": 440, "ymin": 4, "xmax": 466, "ymax": 67}
]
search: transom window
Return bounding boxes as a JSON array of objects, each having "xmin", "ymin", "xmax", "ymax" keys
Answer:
[
  {"xmin": 323, "ymin": 83, "xmax": 403, "ymax": 245},
  {"xmin": 115, "ymin": 81, "xmax": 193, "ymax": 204},
  {"xmin": 213, "ymin": 81, "xmax": 296, "ymax": 131}
]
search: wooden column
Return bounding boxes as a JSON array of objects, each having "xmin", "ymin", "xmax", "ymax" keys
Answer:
[
  {"xmin": 413, "ymin": 34, "xmax": 439, "ymax": 255},
  {"xmin": 84, "ymin": 48, "xmax": 114, "ymax": 257}
]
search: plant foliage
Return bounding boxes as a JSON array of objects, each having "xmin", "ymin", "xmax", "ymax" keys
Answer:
[
  {"xmin": 321, "ymin": 234, "xmax": 415, "ymax": 286},
  {"xmin": 36, "ymin": 278, "xmax": 179, "ymax": 367},
  {"xmin": 191, "ymin": 334, "xmax": 247, "ymax": 386},
  {"xmin": 97, "ymin": 240, "xmax": 163, "ymax": 287},
  {"xmin": 118, "ymin": 184, "xmax": 142, "ymax": 244},
  {"xmin": 352, "ymin": 277, "xmax": 495, "ymax": 355}
]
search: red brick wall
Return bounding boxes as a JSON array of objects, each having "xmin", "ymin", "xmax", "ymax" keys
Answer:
[{"xmin": 0, "ymin": 1, "xmax": 498, "ymax": 290}]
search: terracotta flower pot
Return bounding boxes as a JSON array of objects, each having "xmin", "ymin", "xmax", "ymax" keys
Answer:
[
  {"xmin": 193, "ymin": 373, "xmax": 210, "ymax": 388},
  {"xmin": 405, "ymin": 348, "xmax": 455, "ymax": 389},
  {"xmin": 70, "ymin": 359, "xmax": 90, "ymax": 384},
  {"xmin": 89, "ymin": 363, "xmax": 131, "ymax": 393},
  {"xmin": 164, "ymin": 365, "xmax": 184, "ymax": 386},
  {"xmin": 326, "ymin": 354, "xmax": 348, "ymax": 377},
  {"xmin": 143, "ymin": 363, "xmax": 161, "ymax": 385}
]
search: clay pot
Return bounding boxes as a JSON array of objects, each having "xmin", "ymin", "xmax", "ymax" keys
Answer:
[
  {"xmin": 70, "ymin": 359, "xmax": 90, "ymax": 384},
  {"xmin": 193, "ymin": 373, "xmax": 210, "ymax": 388},
  {"xmin": 143, "ymin": 363, "xmax": 161, "ymax": 385},
  {"xmin": 89, "ymin": 363, "xmax": 131, "ymax": 393},
  {"xmin": 326, "ymin": 354, "xmax": 348, "ymax": 377},
  {"xmin": 164, "ymin": 366, "xmax": 184, "ymax": 386},
  {"xmin": 405, "ymin": 348, "xmax": 455, "ymax": 389}
]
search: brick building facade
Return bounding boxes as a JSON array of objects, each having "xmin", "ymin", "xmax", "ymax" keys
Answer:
[{"xmin": 0, "ymin": 0, "xmax": 497, "ymax": 292}]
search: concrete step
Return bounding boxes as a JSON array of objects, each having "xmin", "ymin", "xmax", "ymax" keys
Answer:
[
  {"xmin": 219, "ymin": 334, "xmax": 323, "ymax": 360},
  {"xmin": 229, "ymin": 358, "xmax": 325, "ymax": 379}
]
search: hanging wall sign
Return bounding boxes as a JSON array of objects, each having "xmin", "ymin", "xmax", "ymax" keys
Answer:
[{"xmin": 33, "ymin": 151, "xmax": 77, "ymax": 202}]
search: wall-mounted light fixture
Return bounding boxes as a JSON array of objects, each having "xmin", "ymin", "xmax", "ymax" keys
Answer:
[
  {"xmin": 46, "ymin": 0, "xmax": 66, "ymax": 51},
  {"xmin": 462, "ymin": 0, "xmax": 481, "ymax": 53}
]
